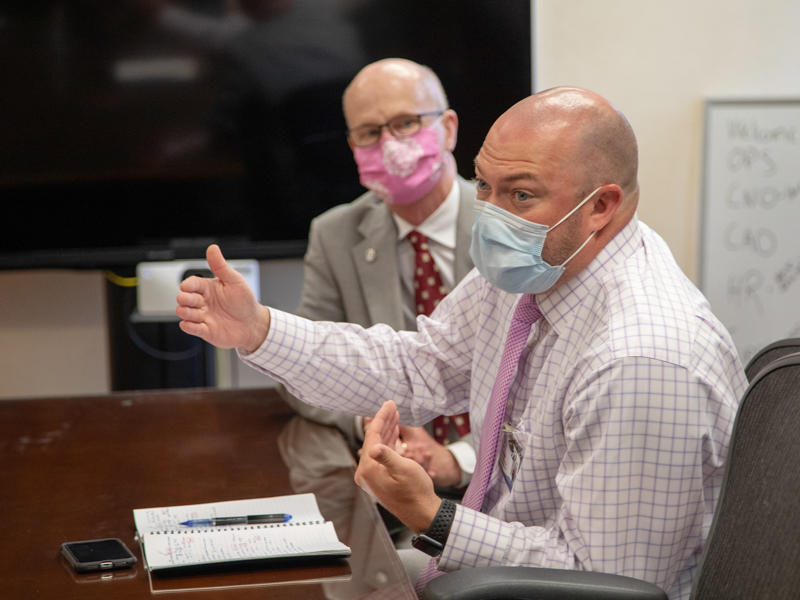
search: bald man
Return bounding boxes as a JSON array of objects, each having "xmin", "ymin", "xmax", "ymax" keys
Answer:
[
  {"xmin": 177, "ymin": 87, "xmax": 747, "ymax": 599},
  {"xmin": 281, "ymin": 58, "xmax": 477, "ymax": 492}
]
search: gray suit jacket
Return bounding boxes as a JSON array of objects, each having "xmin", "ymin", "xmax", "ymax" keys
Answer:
[{"xmin": 280, "ymin": 176, "xmax": 476, "ymax": 450}]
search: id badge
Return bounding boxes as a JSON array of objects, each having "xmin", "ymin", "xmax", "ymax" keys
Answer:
[{"xmin": 499, "ymin": 421, "xmax": 531, "ymax": 490}]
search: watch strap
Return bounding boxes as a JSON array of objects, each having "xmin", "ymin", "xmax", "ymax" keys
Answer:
[
  {"xmin": 425, "ymin": 498, "xmax": 457, "ymax": 545},
  {"xmin": 411, "ymin": 498, "xmax": 457, "ymax": 557}
]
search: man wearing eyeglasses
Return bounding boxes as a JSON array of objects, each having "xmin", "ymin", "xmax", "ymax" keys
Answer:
[{"xmin": 279, "ymin": 58, "xmax": 477, "ymax": 499}]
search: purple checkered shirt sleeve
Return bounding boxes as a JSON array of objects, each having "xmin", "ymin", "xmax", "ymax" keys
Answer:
[
  {"xmin": 242, "ymin": 272, "xmax": 484, "ymax": 428},
  {"xmin": 240, "ymin": 216, "xmax": 747, "ymax": 600}
]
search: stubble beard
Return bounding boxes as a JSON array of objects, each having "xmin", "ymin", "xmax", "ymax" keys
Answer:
[{"xmin": 541, "ymin": 210, "xmax": 584, "ymax": 268}]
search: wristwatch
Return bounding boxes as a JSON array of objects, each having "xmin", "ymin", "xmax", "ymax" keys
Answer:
[{"xmin": 411, "ymin": 499, "xmax": 457, "ymax": 557}]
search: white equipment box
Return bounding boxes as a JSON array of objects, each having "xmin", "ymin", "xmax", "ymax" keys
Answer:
[{"xmin": 136, "ymin": 259, "xmax": 260, "ymax": 318}]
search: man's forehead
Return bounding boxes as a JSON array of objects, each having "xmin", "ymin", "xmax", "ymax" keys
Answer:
[
  {"xmin": 478, "ymin": 116, "xmax": 578, "ymax": 164},
  {"xmin": 495, "ymin": 111, "xmax": 575, "ymax": 144},
  {"xmin": 345, "ymin": 80, "xmax": 427, "ymax": 124},
  {"xmin": 475, "ymin": 134, "xmax": 550, "ymax": 170},
  {"xmin": 474, "ymin": 151, "xmax": 545, "ymax": 184},
  {"xmin": 345, "ymin": 61, "xmax": 446, "ymax": 121}
]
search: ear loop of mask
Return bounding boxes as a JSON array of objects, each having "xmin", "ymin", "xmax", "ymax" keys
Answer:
[
  {"xmin": 547, "ymin": 186, "xmax": 602, "ymax": 232},
  {"xmin": 430, "ymin": 111, "xmax": 446, "ymax": 129},
  {"xmin": 547, "ymin": 186, "xmax": 603, "ymax": 267},
  {"xmin": 558, "ymin": 230, "xmax": 597, "ymax": 267}
]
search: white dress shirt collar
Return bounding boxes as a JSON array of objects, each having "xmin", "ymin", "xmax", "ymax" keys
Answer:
[
  {"xmin": 391, "ymin": 178, "xmax": 460, "ymax": 249},
  {"xmin": 537, "ymin": 213, "xmax": 644, "ymax": 336}
]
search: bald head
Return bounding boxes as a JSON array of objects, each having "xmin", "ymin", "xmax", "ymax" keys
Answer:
[
  {"xmin": 495, "ymin": 87, "xmax": 639, "ymax": 205},
  {"xmin": 342, "ymin": 59, "xmax": 448, "ymax": 127}
]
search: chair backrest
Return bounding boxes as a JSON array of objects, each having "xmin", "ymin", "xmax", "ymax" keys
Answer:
[
  {"xmin": 691, "ymin": 352, "xmax": 800, "ymax": 599},
  {"xmin": 744, "ymin": 338, "xmax": 800, "ymax": 381}
]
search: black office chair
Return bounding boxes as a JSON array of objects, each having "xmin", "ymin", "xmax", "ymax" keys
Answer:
[
  {"xmin": 425, "ymin": 352, "xmax": 800, "ymax": 600},
  {"xmin": 744, "ymin": 337, "xmax": 800, "ymax": 381}
]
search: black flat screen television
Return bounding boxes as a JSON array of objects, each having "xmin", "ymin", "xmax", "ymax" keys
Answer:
[{"xmin": 0, "ymin": 0, "xmax": 531, "ymax": 270}]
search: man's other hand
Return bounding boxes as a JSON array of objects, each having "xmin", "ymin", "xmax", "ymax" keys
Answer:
[
  {"xmin": 355, "ymin": 401, "xmax": 441, "ymax": 534},
  {"xmin": 176, "ymin": 244, "xmax": 270, "ymax": 353},
  {"xmin": 397, "ymin": 425, "xmax": 463, "ymax": 488}
]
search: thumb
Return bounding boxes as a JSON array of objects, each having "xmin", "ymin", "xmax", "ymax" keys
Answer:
[
  {"xmin": 369, "ymin": 444, "xmax": 400, "ymax": 471},
  {"xmin": 206, "ymin": 244, "xmax": 242, "ymax": 285}
]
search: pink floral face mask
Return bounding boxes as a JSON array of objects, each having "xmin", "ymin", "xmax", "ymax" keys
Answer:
[{"xmin": 353, "ymin": 127, "xmax": 445, "ymax": 205}]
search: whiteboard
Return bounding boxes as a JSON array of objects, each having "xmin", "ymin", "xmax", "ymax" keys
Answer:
[{"xmin": 700, "ymin": 99, "xmax": 800, "ymax": 365}]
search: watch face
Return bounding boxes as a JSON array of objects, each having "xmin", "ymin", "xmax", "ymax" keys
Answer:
[{"xmin": 411, "ymin": 534, "xmax": 443, "ymax": 557}]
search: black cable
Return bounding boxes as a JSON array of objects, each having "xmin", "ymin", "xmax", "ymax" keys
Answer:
[{"xmin": 122, "ymin": 286, "xmax": 203, "ymax": 362}]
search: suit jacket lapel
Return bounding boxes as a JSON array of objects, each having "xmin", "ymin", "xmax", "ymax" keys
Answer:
[
  {"xmin": 454, "ymin": 176, "xmax": 476, "ymax": 284},
  {"xmin": 353, "ymin": 201, "xmax": 405, "ymax": 330}
]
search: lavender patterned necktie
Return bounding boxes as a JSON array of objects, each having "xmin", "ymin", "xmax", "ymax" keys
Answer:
[{"xmin": 415, "ymin": 294, "xmax": 542, "ymax": 598}]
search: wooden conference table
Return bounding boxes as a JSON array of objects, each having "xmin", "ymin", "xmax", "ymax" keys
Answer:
[{"xmin": 0, "ymin": 388, "xmax": 415, "ymax": 599}]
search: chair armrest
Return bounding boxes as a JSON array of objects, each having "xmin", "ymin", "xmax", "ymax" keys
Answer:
[{"xmin": 423, "ymin": 566, "xmax": 668, "ymax": 600}]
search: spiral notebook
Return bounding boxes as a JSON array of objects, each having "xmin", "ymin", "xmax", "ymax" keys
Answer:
[{"xmin": 133, "ymin": 493, "xmax": 351, "ymax": 572}]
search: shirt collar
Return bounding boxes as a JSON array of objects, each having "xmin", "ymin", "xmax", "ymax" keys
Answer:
[
  {"xmin": 536, "ymin": 213, "xmax": 643, "ymax": 335},
  {"xmin": 392, "ymin": 178, "xmax": 460, "ymax": 249}
]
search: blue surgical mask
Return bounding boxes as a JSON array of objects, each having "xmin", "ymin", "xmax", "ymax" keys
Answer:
[{"xmin": 469, "ymin": 187, "xmax": 602, "ymax": 294}]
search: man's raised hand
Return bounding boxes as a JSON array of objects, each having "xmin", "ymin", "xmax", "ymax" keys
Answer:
[
  {"xmin": 355, "ymin": 401, "xmax": 441, "ymax": 534},
  {"xmin": 176, "ymin": 244, "xmax": 271, "ymax": 353}
]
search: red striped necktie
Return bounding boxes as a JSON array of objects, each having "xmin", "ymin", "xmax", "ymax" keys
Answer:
[{"xmin": 407, "ymin": 230, "xmax": 471, "ymax": 444}]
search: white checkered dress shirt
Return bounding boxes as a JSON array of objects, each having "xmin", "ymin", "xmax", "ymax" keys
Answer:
[{"xmin": 241, "ymin": 215, "xmax": 747, "ymax": 599}]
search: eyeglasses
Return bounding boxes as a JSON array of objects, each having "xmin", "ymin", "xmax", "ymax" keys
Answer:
[{"xmin": 347, "ymin": 111, "xmax": 445, "ymax": 148}]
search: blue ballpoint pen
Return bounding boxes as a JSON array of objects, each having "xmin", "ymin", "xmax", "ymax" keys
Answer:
[{"xmin": 180, "ymin": 514, "xmax": 292, "ymax": 527}]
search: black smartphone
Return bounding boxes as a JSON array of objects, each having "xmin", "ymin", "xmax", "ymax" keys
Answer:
[{"xmin": 61, "ymin": 538, "xmax": 138, "ymax": 572}]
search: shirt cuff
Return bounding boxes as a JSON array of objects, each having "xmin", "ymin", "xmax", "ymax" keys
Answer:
[
  {"xmin": 437, "ymin": 505, "xmax": 512, "ymax": 571},
  {"xmin": 446, "ymin": 440, "xmax": 475, "ymax": 488},
  {"xmin": 236, "ymin": 308, "xmax": 316, "ymax": 383},
  {"xmin": 354, "ymin": 416, "xmax": 366, "ymax": 442}
]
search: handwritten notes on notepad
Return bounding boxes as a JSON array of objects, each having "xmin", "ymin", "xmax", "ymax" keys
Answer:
[{"xmin": 133, "ymin": 494, "xmax": 350, "ymax": 571}]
